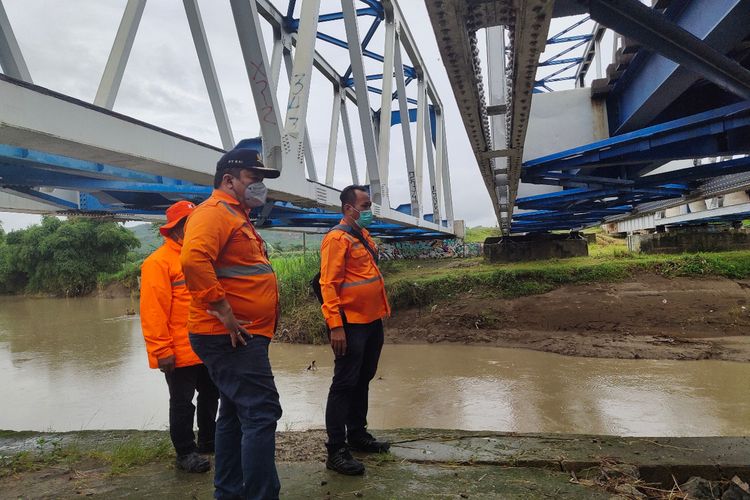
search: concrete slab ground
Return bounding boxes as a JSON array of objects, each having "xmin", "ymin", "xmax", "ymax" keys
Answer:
[{"xmin": 1, "ymin": 429, "xmax": 748, "ymax": 498}]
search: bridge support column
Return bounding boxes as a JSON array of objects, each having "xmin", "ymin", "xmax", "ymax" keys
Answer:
[{"xmin": 484, "ymin": 233, "xmax": 588, "ymax": 263}]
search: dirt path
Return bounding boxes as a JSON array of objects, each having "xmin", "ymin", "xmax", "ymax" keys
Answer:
[{"xmin": 386, "ymin": 275, "xmax": 750, "ymax": 361}]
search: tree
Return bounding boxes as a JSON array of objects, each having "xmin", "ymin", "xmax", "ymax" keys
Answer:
[{"xmin": 0, "ymin": 216, "xmax": 140, "ymax": 296}]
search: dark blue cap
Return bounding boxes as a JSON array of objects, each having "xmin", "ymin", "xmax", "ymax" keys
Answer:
[{"xmin": 216, "ymin": 148, "xmax": 280, "ymax": 179}]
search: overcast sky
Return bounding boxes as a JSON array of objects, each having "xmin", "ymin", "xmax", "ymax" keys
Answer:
[{"xmin": 0, "ymin": 1, "xmax": 589, "ymax": 232}]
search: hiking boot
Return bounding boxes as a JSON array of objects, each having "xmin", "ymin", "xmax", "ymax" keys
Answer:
[
  {"xmin": 175, "ymin": 451, "xmax": 210, "ymax": 473},
  {"xmin": 326, "ymin": 446, "xmax": 365, "ymax": 476},
  {"xmin": 348, "ymin": 433, "xmax": 390, "ymax": 454}
]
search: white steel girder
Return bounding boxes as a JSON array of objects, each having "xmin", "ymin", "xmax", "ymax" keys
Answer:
[
  {"xmin": 183, "ymin": 0, "xmax": 235, "ymax": 150},
  {"xmin": 0, "ymin": 0, "xmax": 31, "ymax": 82},
  {"xmin": 393, "ymin": 30, "xmax": 419, "ymax": 217},
  {"xmin": 340, "ymin": 0, "xmax": 384, "ymax": 206},
  {"xmin": 94, "ymin": 0, "xmax": 146, "ymax": 110}
]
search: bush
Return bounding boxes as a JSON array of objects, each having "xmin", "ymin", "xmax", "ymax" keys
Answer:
[{"xmin": 0, "ymin": 216, "xmax": 139, "ymax": 296}]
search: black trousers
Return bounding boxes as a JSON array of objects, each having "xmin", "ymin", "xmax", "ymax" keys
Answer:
[
  {"xmin": 164, "ymin": 363, "xmax": 220, "ymax": 456},
  {"xmin": 325, "ymin": 319, "xmax": 384, "ymax": 450}
]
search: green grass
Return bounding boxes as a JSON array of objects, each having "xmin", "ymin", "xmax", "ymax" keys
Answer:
[
  {"xmin": 380, "ymin": 246, "xmax": 750, "ymax": 312},
  {"xmin": 106, "ymin": 436, "xmax": 172, "ymax": 474},
  {"xmin": 271, "ymin": 253, "xmax": 328, "ymax": 344},
  {"xmin": 0, "ymin": 434, "xmax": 173, "ymax": 477},
  {"xmin": 464, "ymin": 226, "xmax": 502, "ymax": 243}
]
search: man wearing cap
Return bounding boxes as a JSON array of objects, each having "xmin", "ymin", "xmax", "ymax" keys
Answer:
[
  {"xmin": 181, "ymin": 147, "xmax": 282, "ymax": 500},
  {"xmin": 140, "ymin": 200, "xmax": 219, "ymax": 474}
]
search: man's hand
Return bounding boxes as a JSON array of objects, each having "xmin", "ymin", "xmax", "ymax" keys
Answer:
[
  {"xmin": 158, "ymin": 355, "xmax": 176, "ymax": 374},
  {"xmin": 330, "ymin": 327, "xmax": 346, "ymax": 356},
  {"xmin": 207, "ymin": 298, "xmax": 249, "ymax": 348}
]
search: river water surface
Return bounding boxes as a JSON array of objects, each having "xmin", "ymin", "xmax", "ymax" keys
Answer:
[{"xmin": 1, "ymin": 296, "xmax": 749, "ymax": 436}]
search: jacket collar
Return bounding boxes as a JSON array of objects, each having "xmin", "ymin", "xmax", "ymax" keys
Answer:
[
  {"xmin": 339, "ymin": 218, "xmax": 369, "ymax": 238},
  {"xmin": 211, "ymin": 188, "xmax": 242, "ymax": 207}
]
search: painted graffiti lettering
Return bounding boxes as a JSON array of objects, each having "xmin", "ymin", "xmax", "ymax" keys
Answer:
[
  {"xmin": 378, "ymin": 239, "xmax": 482, "ymax": 261},
  {"xmin": 286, "ymin": 73, "xmax": 306, "ymax": 130},
  {"xmin": 408, "ymin": 171, "xmax": 418, "ymax": 203},
  {"xmin": 249, "ymin": 59, "xmax": 277, "ymax": 125}
]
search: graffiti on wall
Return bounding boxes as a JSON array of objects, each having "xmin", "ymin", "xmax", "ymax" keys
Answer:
[{"xmin": 379, "ymin": 239, "xmax": 482, "ymax": 260}]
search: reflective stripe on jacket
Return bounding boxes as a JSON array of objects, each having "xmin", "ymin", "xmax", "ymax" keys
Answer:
[
  {"xmin": 180, "ymin": 189, "xmax": 279, "ymax": 338},
  {"xmin": 139, "ymin": 238, "xmax": 202, "ymax": 369},
  {"xmin": 320, "ymin": 219, "xmax": 390, "ymax": 329}
]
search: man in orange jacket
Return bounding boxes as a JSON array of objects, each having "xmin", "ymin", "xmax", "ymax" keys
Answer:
[
  {"xmin": 319, "ymin": 185, "xmax": 391, "ymax": 476},
  {"xmin": 181, "ymin": 147, "xmax": 282, "ymax": 500},
  {"xmin": 140, "ymin": 200, "xmax": 219, "ymax": 473}
]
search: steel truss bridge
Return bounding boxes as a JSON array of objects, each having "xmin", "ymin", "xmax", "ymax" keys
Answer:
[
  {"xmin": 0, "ymin": 0, "xmax": 458, "ymax": 241},
  {"xmin": 426, "ymin": 0, "xmax": 750, "ymax": 235}
]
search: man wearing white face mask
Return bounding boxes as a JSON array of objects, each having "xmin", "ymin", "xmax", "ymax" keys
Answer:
[
  {"xmin": 181, "ymin": 147, "xmax": 283, "ymax": 500},
  {"xmin": 319, "ymin": 185, "xmax": 391, "ymax": 476}
]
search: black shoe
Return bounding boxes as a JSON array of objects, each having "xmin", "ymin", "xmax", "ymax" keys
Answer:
[
  {"xmin": 176, "ymin": 451, "xmax": 211, "ymax": 473},
  {"xmin": 197, "ymin": 442, "xmax": 214, "ymax": 454},
  {"xmin": 326, "ymin": 446, "xmax": 365, "ymax": 476},
  {"xmin": 348, "ymin": 433, "xmax": 390, "ymax": 453}
]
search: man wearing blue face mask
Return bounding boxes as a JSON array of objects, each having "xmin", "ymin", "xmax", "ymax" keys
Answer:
[
  {"xmin": 181, "ymin": 147, "xmax": 282, "ymax": 500},
  {"xmin": 319, "ymin": 185, "xmax": 391, "ymax": 475}
]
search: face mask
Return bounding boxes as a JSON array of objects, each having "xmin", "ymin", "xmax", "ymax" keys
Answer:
[
  {"xmin": 244, "ymin": 181, "xmax": 268, "ymax": 208},
  {"xmin": 353, "ymin": 207, "xmax": 374, "ymax": 228}
]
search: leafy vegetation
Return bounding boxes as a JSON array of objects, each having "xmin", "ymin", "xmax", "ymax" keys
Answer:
[
  {"xmin": 0, "ymin": 216, "xmax": 139, "ymax": 296},
  {"xmin": 272, "ymin": 253, "xmax": 327, "ymax": 343}
]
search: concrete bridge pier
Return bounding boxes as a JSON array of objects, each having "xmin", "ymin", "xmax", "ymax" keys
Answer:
[
  {"xmin": 484, "ymin": 233, "xmax": 589, "ymax": 263},
  {"xmin": 627, "ymin": 227, "xmax": 750, "ymax": 254}
]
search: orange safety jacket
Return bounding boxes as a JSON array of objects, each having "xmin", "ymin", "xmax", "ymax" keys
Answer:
[
  {"xmin": 140, "ymin": 237, "xmax": 202, "ymax": 369},
  {"xmin": 320, "ymin": 219, "xmax": 390, "ymax": 329},
  {"xmin": 180, "ymin": 189, "xmax": 279, "ymax": 338}
]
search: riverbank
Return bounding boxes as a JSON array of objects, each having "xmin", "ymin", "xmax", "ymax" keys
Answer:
[
  {"xmin": 89, "ymin": 247, "xmax": 750, "ymax": 361},
  {"xmin": 1, "ymin": 429, "xmax": 748, "ymax": 498}
]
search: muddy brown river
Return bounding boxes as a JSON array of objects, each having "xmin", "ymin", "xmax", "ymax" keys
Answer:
[{"xmin": 1, "ymin": 296, "xmax": 749, "ymax": 435}]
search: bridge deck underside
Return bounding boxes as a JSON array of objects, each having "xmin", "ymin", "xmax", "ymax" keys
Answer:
[
  {"xmin": 0, "ymin": 75, "xmax": 450, "ymax": 241},
  {"xmin": 427, "ymin": 0, "xmax": 750, "ymax": 233},
  {"xmin": 516, "ymin": 101, "xmax": 750, "ymax": 232},
  {"xmin": 514, "ymin": 0, "xmax": 750, "ymax": 233}
]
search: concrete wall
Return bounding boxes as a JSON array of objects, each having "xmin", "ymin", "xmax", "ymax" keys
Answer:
[
  {"xmin": 484, "ymin": 236, "xmax": 588, "ymax": 263},
  {"xmin": 519, "ymin": 89, "xmax": 609, "ymax": 200},
  {"xmin": 628, "ymin": 230, "xmax": 750, "ymax": 254}
]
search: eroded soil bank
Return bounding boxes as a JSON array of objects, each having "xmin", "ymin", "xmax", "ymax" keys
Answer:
[{"xmin": 386, "ymin": 275, "xmax": 750, "ymax": 361}]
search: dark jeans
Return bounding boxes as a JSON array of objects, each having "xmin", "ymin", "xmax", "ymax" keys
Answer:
[
  {"xmin": 190, "ymin": 333, "xmax": 282, "ymax": 500},
  {"xmin": 164, "ymin": 363, "xmax": 219, "ymax": 456},
  {"xmin": 325, "ymin": 319, "xmax": 384, "ymax": 450}
]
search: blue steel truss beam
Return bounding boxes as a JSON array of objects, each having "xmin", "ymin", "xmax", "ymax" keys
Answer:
[
  {"xmin": 547, "ymin": 16, "xmax": 592, "ymax": 43},
  {"xmin": 314, "ymin": 31, "xmax": 384, "ymax": 63},
  {"xmin": 607, "ymin": 0, "xmax": 750, "ymax": 134},
  {"xmin": 4, "ymin": 187, "xmax": 78, "ymax": 210},
  {"xmin": 0, "ymin": 144, "xmax": 171, "ymax": 184},
  {"xmin": 0, "ymin": 144, "xmax": 450, "ymax": 240},
  {"xmin": 585, "ymin": 0, "xmax": 750, "ymax": 102},
  {"xmin": 0, "ymin": 164, "xmax": 212, "ymax": 195},
  {"xmin": 285, "ymin": 7, "xmax": 380, "ymax": 30}
]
